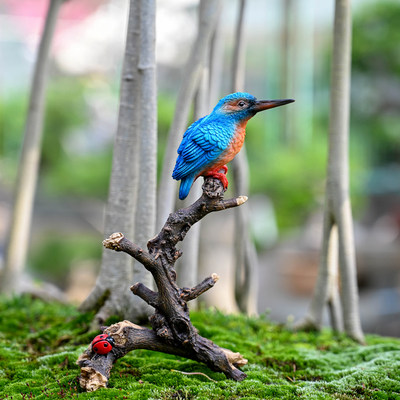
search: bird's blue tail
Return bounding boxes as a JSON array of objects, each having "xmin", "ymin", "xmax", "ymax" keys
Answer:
[{"xmin": 179, "ymin": 174, "xmax": 195, "ymax": 200}]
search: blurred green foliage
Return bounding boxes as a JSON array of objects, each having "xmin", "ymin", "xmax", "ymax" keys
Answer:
[
  {"xmin": 41, "ymin": 79, "xmax": 89, "ymax": 170},
  {"xmin": 1, "ymin": 79, "xmax": 89, "ymax": 182},
  {"xmin": 43, "ymin": 151, "xmax": 112, "ymax": 197},
  {"xmin": 352, "ymin": 1, "xmax": 400, "ymax": 76},
  {"xmin": 246, "ymin": 119, "xmax": 327, "ymax": 230},
  {"xmin": 1, "ymin": 1, "xmax": 399, "ymax": 288},
  {"xmin": 246, "ymin": 0, "xmax": 400, "ymax": 230},
  {"xmin": 245, "ymin": 119, "xmax": 367, "ymax": 230},
  {"xmin": 351, "ymin": 0, "xmax": 400, "ymax": 165},
  {"xmin": 28, "ymin": 234, "xmax": 101, "ymax": 289}
]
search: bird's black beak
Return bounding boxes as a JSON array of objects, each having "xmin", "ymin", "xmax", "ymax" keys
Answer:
[{"xmin": 252, "ymin": 99, "xmax": 295, "ymax": 113}]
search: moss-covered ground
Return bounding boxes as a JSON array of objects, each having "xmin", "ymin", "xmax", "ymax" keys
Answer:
[{"xmin": 0, "ymin": 296, "xmax": 399, "ymax": 399}]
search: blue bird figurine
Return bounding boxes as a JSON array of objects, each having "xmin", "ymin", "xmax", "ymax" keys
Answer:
[{"xmin": 172, "ymin": 92, "xmax": 294, "ymax": 200}]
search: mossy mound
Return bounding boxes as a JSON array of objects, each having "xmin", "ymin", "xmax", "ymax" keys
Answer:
[{"xmin": 0, "ymin": 295, "xmax": 399, "ymax": 399}]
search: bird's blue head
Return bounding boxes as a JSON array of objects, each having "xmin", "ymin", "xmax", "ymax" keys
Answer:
[{"xmin": 212, "ymin": 92, "xmax": 294, "ymax": 122}]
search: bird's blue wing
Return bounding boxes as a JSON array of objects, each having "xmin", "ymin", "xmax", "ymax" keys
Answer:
[
  {"xmin": 177, "ymin": 116, "xmax": 205, "ymax": 154},
  {"xmin": 172, "ymin": 118, "xmax": 233, "ymax": 180}
]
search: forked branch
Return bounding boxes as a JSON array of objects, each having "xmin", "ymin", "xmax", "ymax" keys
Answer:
[{"xmin": 78, "ymin": 177, "xmax": 248, "ymax": 391}]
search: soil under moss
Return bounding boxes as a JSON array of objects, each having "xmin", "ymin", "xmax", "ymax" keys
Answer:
[{"xmin": 0, "ymin": 295, "xmax": 399, "ymax": 399}]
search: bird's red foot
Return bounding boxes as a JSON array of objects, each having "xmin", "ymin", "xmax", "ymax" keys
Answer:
[{"xmin": 204, "ymin": 165, "xmax": 229, "ymax": 190}]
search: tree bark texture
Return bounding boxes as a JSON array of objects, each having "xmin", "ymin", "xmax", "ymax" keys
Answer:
[
  {"xmin": 78, "ymin": 178, "xmax": 248, "ymax": 391},
  {"xmin": 156, "ymin": 0, "xmax": 222, "ymax": 231},
  {"xmin": 1, "ymin": 0, "xmax": 63, "ymax": 294},
  {"xmin": 133, "ymin": 0, "xmax": 158, "ymax": 316},
  {"xmin": 297, "ymin": 0, "xmax": 364, "ymax": 344},
  {"xmin": 80, "ymin": 0, "xmax": 145, "ymax": 324}
]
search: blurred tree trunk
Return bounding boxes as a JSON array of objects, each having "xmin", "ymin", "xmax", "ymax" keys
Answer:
[
  {"xmin": 176, "ymin": 69, "xmax": 209, "ymax": 295},
  {"xmin": 80, "ymin": 0, "xmax": 157, "ymax": 325},
  {"xmin": 326, "ymin": 225, "xmax": 343, "ymax": 332},
  {"xmin": 230, "ymin": 0, "xmax": 246, "ymax": 96},
  {"xmin": 230, "ymin": 0, "xmax": 258, "ymax": 315},
  {"xmin": 176, "ymin": 2, "xmax": 222, "ymax": 303},
  {"xmin": 156, "ymin": 0, "xmax": 222, "ymax": 231},
  {"xmin": 297, "ymin": 0, "xmax": 364, "ymax": 344},
  {"xmin": 208, "ymin": 21, "xmax": 224, "ymax": 108},
  {"xmin": 133, "ymin": 0, "xmax": 157, "ymax": 317},
  {"xmin": 0, "ymin": 0, "xmax": 63, "ymax": 294}
]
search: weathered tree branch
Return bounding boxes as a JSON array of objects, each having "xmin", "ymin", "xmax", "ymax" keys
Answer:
[
  {"xmin": 130, "ymin": 282, "xmax": 159, "ymax": 307},
  {"xmin": 78, "ymin": 319, "xmax": 247, "ymax": 392},
  {"xmin": 78, "ymin": 177, "xmax": 249, "ymax": 391},
  {"xmin": 180, "ymin": 273, "xmax": 219, "ymax": 302},
  {"xmin": 103, "ymin": 233, "xmax": 157, "ymax": 271}
]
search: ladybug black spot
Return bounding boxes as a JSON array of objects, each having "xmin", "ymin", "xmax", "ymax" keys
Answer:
[{"xmin": 103, "ymin": 343, "xmax": 109, "ymax": 347}]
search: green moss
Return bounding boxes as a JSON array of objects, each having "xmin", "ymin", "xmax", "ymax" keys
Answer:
[{"xmin": 0, "ymin": 296, "xmax": 399, "ymax": 399}]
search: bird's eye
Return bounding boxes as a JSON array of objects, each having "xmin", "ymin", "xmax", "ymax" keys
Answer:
[{"xmin": 238, "ymin": 100, "xmax": 246, "ymax": 107}]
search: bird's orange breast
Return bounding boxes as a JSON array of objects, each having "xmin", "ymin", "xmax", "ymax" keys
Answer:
[
  {"xmin": 218, "ymin": 119, "xmax": 248, "ymax": 164},
  {"xmin": 199, "ymin": 120, "xmax": 248, "ymax": 176}
]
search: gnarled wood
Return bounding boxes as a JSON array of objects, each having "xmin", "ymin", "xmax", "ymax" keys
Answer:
[{"xmin": 78, "ymin": 177, "xmax": 248, "ymax": 390}]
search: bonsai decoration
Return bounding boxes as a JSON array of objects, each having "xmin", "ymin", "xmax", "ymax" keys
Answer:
[
  {"xmin": 78, "ymin": 177, "xmax": 248, "ymax": 391},
  {"xmin": 77, "ymin": 93, "xmax": 294, "ymax": 391}
]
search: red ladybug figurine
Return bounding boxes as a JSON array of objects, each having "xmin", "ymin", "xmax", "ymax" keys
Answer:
[{"xmin": 91, "ymin": 334, "xmax": 115, "ymax": 355}]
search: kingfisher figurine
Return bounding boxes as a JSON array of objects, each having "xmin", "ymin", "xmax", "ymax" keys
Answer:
[{"xmin": 172, "ymin": 92, "xmax": 294, "ymax": 200}]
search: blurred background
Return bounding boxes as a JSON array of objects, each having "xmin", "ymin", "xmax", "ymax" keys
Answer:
[{"xmin": 0, "ymin": 0, "xmax": 399, "ymax": 336}]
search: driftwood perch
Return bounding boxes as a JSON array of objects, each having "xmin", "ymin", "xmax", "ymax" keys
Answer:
[{"xmin": 78, "ymin": 177, "xmax": 248, "ymax": 391}]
